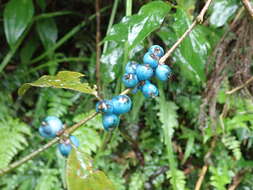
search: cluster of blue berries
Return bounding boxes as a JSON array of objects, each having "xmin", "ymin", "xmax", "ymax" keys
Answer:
[
  {"xmin": 96, "ymin": 95, "xmax": 132, "ymax": 131},
  {"xmin": 123, "ymin": 45, "xmax": 171, "ymax": 98},
  {"xmin": 97, "ymin": 45, "xmax": 171, "ymax": 130},
  {"xmin": 39, "ymin": 116, "xmax": 79, "ymax": 157}
]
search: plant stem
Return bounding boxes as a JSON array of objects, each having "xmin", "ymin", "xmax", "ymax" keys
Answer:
[
  {"xmin": 95, "ymin": 0, "xmax": 102, "ymax": 96},
  {"xmin": 102, "ymin": 0, "xmax": 120, "ymax": 54},
  {"xmin": 0, "ymin": 112, "xmax": 98, "ymax": 176}
]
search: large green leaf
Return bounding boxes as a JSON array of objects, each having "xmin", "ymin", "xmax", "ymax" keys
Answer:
[
  {"xmin": 104, "ymin": 1, "xmax": 171, "ymax": 49},
  {"xmin": 209, "ymin": 0, "xmax": 239, "ymax": 28},
  {"xmin": 36, "ymin": 18, "xmax": 58, "ymax": 50},
  {"xmin": 4, "ymin": 0, "xmax": 34, "ymax": 47},
  {"xmin": 66, "ymin": 150, "xmax": 116, "ymax": 190},
  {"xmin": 157, "ymin": 8, "xmax": 211, "ymax": 83},
  {"xmin": 18, "ymin": 71, "xmax": 96, "ymax": 96}
]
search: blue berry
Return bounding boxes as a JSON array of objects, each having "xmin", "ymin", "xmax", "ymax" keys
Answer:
[
  {"xmin": 142, "ymin": 82, "xmax": 159, "ymax": 98},
  {"xmin": 58, "ymin": 135, "xmax": 79, "ymax": 157},
  {"xmin": 102, "ymin": 113, "xmax": 120, "ymax": 131},
  {"xmin": 96, "ymin": 100, "xmax": 114, "ymax": 114},
  {"xmin": 148, "ymin": 45, "xmax": 164, "ymax": 57},
  {"xmin": 112, "ymin": 95, "xmax": 132, "ymax": 115},
  {"xmin": 155, "ymin": 64, "xmax": 172, "ymax": 81},
  {"xmin": 125, "ymin": 61, "xmax": 138, "ymax": 74},
  {"xmin": 39, "ymin": 116, "xmax": 63, "ymax": 138},
  {"xmin": 143, "ymin": 52, "xmax": 159, "ymax": 69},
  {"xmin": 136, "ymin": 64, "xmax": 153, "ymax": 81},
  {"xmin": 122, "ymin": 73, "xmax": 139, "ymax": 88}
]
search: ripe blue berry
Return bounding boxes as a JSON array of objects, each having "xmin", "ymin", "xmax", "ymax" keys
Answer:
[
  {"xmin": 96, "ymin": 100, "xmax": 114, "ymax": 114},
  {"xmin": 136, "ymin": 64, "xmax": 153, "ymax": 81},
  {"xmin": 122, "ymin": 73, "xmax": 139, "ymax": 88},
  {"xmin": 39, "ymin": 116, "xmax": 63, "ymax": 138},
  {"xmin": 148, "ymin": 45, "xmax": 164, "ymax": 57},
  {"xmin": 102, "ymin": 113, "xmax": 120, "ymax": 131},
  {"xmin": 143, "ymin": 52, "xmax": 159, "ymax": 69},
  {"xmin": 58, "ymin": 135, "xmax": 79, "ymax": 157},
  {"xmin": 142, "ymin": 82, "xmax": 159, "ymax": 98},
  {"xmin": 125, "ymin": 61, "xmax": 138, "ymax": 74},
  {"xmin": 112, "ymin": 95, "xmax": 132, "ymax": 115},
  {"xmin": 155, "ymin": 64, "xmax": 172, "ymax": 81}
]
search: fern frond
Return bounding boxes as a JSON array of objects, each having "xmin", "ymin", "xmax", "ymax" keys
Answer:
[
  {"xmin": 222, "ymin": 135, "xmax": 241, "ymax": 160},
  {"xmin": 35, "ymin": 169, "xmax": 61, "ymax": 190},
  {"xmin": 47, "ymin": 90, "xmax": 75, "ymax": 117},
  {"xmin": 167, "ymin": 169, "xmax": 186, "ymax": 190},
  {"xmin": 0, "ymin": 117, "xmax": 31, "ymax": 169},
  {"xmin": 210, "ymin": 165, "xmax": 232, "ymax": 190},
  {"xmin": 73, "ymin": 112, "xmax": 102, "ymax": 155}
]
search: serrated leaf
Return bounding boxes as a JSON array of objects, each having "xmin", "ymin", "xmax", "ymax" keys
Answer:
[
  {"xmin": 4, "ymin": 0, "xmax": 34, "ymax": 47},
  {"xmin": 66, "ymin": 150, "xmax": 116, "ymax": 190},
  {"xmin": 18, "ymin": 71, "xmax": 96, "ymax": 96}
]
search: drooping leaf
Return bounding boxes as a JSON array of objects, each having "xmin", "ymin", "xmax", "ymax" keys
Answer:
[
  {"xmin": 157, "ymin": 8, "xmax": 211, "ymax": 83},
  {"xmin": 66, "ymin": 150, "xmax": 116, "ymax": 190},
  {"xmin": 209, "ymin": 0, "xmax": 239, "ymax": 28},
  {"xmin": 36, "ymin": 18, "xmax": 58, "ymax": 50},
  {"xmin": 18, "ymin": 71, "xmax": 96, "ymax": 96},
  {"xmin": 4, "ymin": 0, "xmax": 34, "ymax": 47}
]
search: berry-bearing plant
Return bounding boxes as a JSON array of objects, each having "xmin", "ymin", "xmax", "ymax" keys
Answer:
[
  {"xmin": 3, "ymin": 0, "xmax": 250, "ymax": 190},
  {"xmin": 38, "ymin": 45, "xmax": 171, "ymax": 157}
]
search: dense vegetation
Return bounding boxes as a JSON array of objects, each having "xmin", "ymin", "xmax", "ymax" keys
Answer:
[{"xmin": 0, "ymin": 0, "xmax": 253, "ymax": 189}]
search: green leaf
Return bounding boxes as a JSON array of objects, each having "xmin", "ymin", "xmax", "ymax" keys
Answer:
[
  {"xmin": 104, "ymin": 1, "xmax": 171, "ymax": 49},
  {"xmin": 18, "ymin": 71, "xmax": 96, "ymax": 96},
  {"xmin": 157, "ymin": 8, "xmax": 211, "ymax": 83},
  {"xmin": 4, "ymin": 0, "xmax": 34, "ymax": 47},
  {"xmin": 182, "ymin": 136, "xmax": 195, "ymax": 164},
  {"xmin": 66, "ymin": 150, "xmax": 116, "ymax": 190},
  {"xmin": 36, "ymin": 18, "xmax": 58, "ymax": 50},
  {"xmin": 209, "ymin": 0, "xmax": 239, "ymax": 28}
]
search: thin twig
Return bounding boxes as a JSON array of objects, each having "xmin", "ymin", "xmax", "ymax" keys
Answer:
[
  {"xmin": 241, "ymin": 0, "xmax": 253, "ymax": 19},
  {"xmin": 194, "ymin": 165, "xmax": 208, "ymax": 190},
  {"xmin": 95, "ymin": 0, "xmax": 102, "ymax": 96},
  {"xmin": 0, "ymin": 112, "xmax": 98, "ymax": 176},
  {"xmin": 159, "ymin": 0, "xmax": 213, "ymax": 64},
  {"xmin": 194, "ymin": 137, "xmax": 217, "ymax": 190},
  {"xmin": 226, "ymin": 76, "xmax": 253, "ymax": 94},
  {"xmin": 120, "ymin": 88, "xmax": 131, "ymax": 95}
]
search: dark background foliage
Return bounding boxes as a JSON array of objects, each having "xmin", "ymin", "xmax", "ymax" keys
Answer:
[{"xmin": 0, "ymin": 0, "xmax": 253, "ymax": 189}]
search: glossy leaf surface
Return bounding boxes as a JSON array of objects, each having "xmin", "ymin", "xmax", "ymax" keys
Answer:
[{"xmin": 210, "ymin": 0, "xmax": 239, "ymax": 28}]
